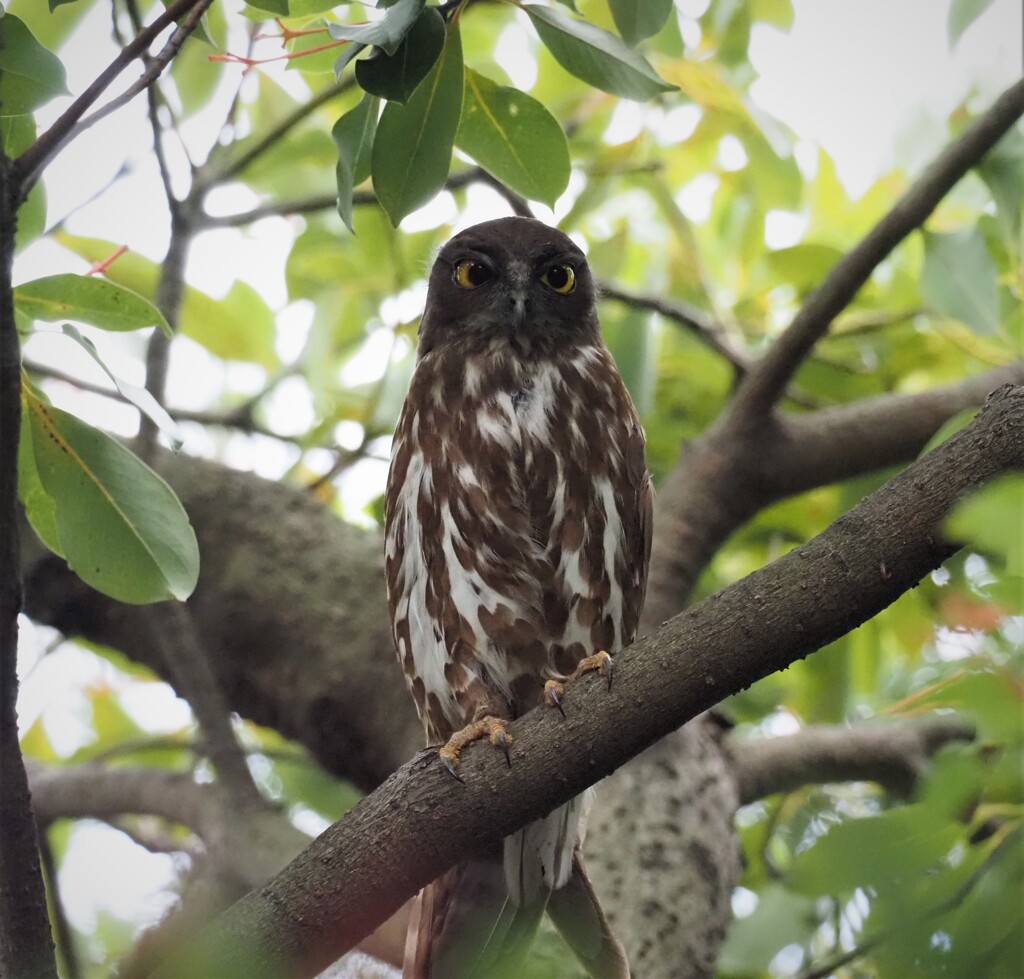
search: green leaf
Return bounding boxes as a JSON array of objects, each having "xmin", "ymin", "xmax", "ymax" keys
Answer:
[
  {"xmin": 328, "ymin": 0, "xmax": 424, "ymax": 56},
  {"xmin": 948, "ymin": 0, "xmax": 997, "ymax": 45},
  {"xmin": 1, "ymin": 114, "xmax": 45, "ymax": 251},
  {"xmin": 0, "ymin": 14, "xmax": 69, "ymax": 116},
  {"xmin": 54, "ymin": 233, "xmax": 278, "ymax": 368},
  {"xmin": 17, "ymin": 401, "xmax": 62, "ymax": 558},
  {"xmin": 920, "ymin": 230, "xmax": 999, "ymax": 335},
  {"xmin": 60, "ymin": 324, "xmax": 184, "ymax": 451},
  {"xmin": 13, "ymin": 274, "xmax": 171, "ymax": 335},
  {"xmin": 788, "ymin": 804, "xmax": 962, "ymax": 898},
  {"xmin": 946, "ymin": 475, "xmax": 1024, "ymax": 576},
  {"xmin": 334, "ymin": 93, "xmax": 380, "ymax": 233},
  {"xmin": 456, "ymin": 68, "xmax": 570, "ymax": 207},
  {"xmin": 371, "ymin": 26, "xmax": 463, "ymax": 226},
  {"xmin": 48, "ymin": 0, "xmax": 82, "ymax": 9},
  {"xmin": 522, "ymin": 5, "xmax": 675, "ymax": 101},
  {"xmin": 23, "ymin": 389, "xmax": 200, "ymax": 604},
  {"xmin": 355, "ymin": 7, "xmax": 445, "ymax": 102},
  {"xmin": 765, "ymin": 243, "xmax": 844, "ymax": 292},
  {"xmin": 978, "ymin": 126, "xmax": 1023, "ymax": 243},
  {"xmin": 609, "ymin": 0, "xmax": 675, "ymax": 45}
]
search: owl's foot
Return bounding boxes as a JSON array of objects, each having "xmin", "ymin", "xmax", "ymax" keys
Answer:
[
  {"xmin": 544, "ymin": 651, "xmax": 615, "ymax": 717},
  {"xmin": 439, "ymin": 716, "xmax": 512, "ymax": 782},
  {"xmin": 574, "ymin": 649, "xmax": 615, "ymax": 690}
]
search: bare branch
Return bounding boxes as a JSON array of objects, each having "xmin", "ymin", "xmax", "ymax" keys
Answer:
[
  {"xmin": 728, "ymin": 76, "xmax": 1024, "ymax": 422},
  {"xmin": 145, "ymin": 385, "xmax": 1024, "ymax": 979},
  {"xmin": 598, "ymin": 280, "xmax": 750, "ymax": 371},
  {"xmin": 194, "ymin": 78, "xmax": 354, "ymax": 192},
  {"xmin": 15, "ymin": 0, "xmax": 214, "ymax": 199},
  {"xmin": 642, "ymin": 362, "xmax": 1023, "ymax": 627},
  {"xmin": 0, "ymin": 149, "xmax": 58, "ymax": 978},
  {"xmin": 730, "ymin": 716, "xmax": 976, "ymax": 804},
  {"xmin": 146, "ymin": 604, "xmax": 266, "ymax": 811}
]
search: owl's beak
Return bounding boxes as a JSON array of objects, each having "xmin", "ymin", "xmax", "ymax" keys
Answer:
[{"xmin": 506, "ymin": 261, "xmax": 530, "ymax": 323}]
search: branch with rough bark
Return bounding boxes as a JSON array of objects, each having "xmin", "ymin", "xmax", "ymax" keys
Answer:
[
  {"xmin": 139, "ymin": 384, "xmax": 1024, "ymax": 979},
  {"xmin": 729, "ymin": 715, "xmax": 977, "ymax": 804}
]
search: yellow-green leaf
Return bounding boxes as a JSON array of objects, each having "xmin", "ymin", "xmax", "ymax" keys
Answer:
[{"xmin": 14, "ymin": 273, "xmax": 171, "ymax": 335}]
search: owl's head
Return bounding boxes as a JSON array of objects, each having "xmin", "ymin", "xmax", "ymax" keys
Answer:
[{"xmin": 418, "ymin": 217, "xmax": 600, "ymax": 356}]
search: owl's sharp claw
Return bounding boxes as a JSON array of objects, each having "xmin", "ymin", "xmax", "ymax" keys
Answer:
[
  {"xmin": 491, "ymin": 727, "xmax": 513, "ymax": 767},
  {"xmin": 544, "ymin": 679, "xmax": 567, "ymax": 718},
  {"xmin": 441, "ymin": 753, "xmax": 465, "ymax": 783}
]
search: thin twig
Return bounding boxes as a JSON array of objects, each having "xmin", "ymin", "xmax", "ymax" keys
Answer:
[
  {"xmin": 15, "ymin": 0, "xmax": 213, "ymax": 199},
  {"xmin": 194, "ymin": 77, "xmax": 354, "ymax": 191},
  {"xmin": 730, "ymin": 76, "xmax": 1024, "ymax": 422},
  {"xmin": 38, "ymin": 829, "xmax": 83, "ymax": 979},
  {"xmin": 599, "ymin": 280, "xmax": 750, "ymax": 371}
]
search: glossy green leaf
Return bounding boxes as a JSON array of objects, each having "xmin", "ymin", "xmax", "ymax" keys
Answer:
[
  {"xmin": 2, "ymin": 113, "xmax": 45, "ymax": 251},
  {"xmin": 0, "ymin": 14, "xmax": 69, "ymax": 116},
  {"xmin": 334, "ymin": 93, "xmax": 380, "ymax": 233},
  {"xmin": 14, "ymin": 274, "xmax": 171, "ymax": 335},
  {"xmin": 18, "ymin": 401, "xmax": 62, "ymax": 558},
  {"xmin": 948, "ymin": 0, "xmax": 997, "ymax": 44},
  {"xmin": 54, "ymin": 233, "xmax": 278, "ymax": 368},
  {"xmin": 328, "ymin": 0, "xmax": 424, "ymax": 56},
  {"xmin": 921, "ymin": 230, "xmax": 1000, "ymax": 335},
  {"xmin": 456, "ymin": 69, "xmax": 570, "ymax": 207},
  {"xmin": 523, "ymin": 5, "xmax": 675, "ymax": 101},
  {"xmin": 372, "ymin": 26, "xmax": 463, "ymax": 226},
  {"xmin": 355, "ymin": 7, "xmax": 445, "ymax": 102},
  {"xmin": 609, "ymin": 0, "xmax": 675, "ymax": 45},
  {"xmin": 61, "ymin": 324, "xmax": 184, "ymax": 451},
  {"xmin": 946, "ymin": 475, "xmax": 1024, "ymax": 576},
  {"xmin": 23, "ymin": 389, "xmax": 200, "ymax": 604}
]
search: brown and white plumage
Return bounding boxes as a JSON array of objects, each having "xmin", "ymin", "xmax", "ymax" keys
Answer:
[{"xmin": 385, "ymin": 217, "xmax": 652, "ymax": 979}]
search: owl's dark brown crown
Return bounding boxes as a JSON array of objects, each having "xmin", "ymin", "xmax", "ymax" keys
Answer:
[{"xmin": 418, "ymin": 217, "xmax": 602, "ymax": 358}]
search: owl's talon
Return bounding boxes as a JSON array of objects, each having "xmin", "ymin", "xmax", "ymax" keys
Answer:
[
  {"xmin": 438, "ymin": 716, "xmax": 512, "ymax": 779},
  {"xmin": 440, "ymin": 753, "xmax": 465, "ymax": 783},
  {"xmin": 572, "ymin": 650, "xmax": 614, "ymax": 690},
  {"xmin": 544, "ymin": 679, "xmax": 567, "ymax": 718}
]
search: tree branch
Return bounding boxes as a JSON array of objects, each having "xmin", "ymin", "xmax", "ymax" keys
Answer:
[
  {"xmin": 598, "ymin": 280, "xmax": 750, "ymax": 371},
  {"xmin": 146, "ymin": 385, "xmax": 1024, "ymax": 979},
  {"xmin": 730, "ymin": 716, "xmax": 976, "ymax": 805},
  {"xmin": 0, "ymin": 147, "xmax": 58, "ymax": 978},
  {"xmin": 641, "ymin": 362, "xmax": 1023, "ymax": 627},
  {"xmin": 729, "ymin": 76, "xmax": 1024, "ymax": 422},
  {"xmin": 15, "ymin": 0, "xmax": 214, "ymax": 199}
]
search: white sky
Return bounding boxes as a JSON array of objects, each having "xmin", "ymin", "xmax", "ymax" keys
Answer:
[{"xmin": 14, "ymin": 0, "xmax": 1023, "ymax": 966}]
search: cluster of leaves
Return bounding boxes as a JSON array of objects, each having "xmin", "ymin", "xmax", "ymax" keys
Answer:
[{"xmin": 323, "ymin": 0, "xmax": 677, "ymax": 228}]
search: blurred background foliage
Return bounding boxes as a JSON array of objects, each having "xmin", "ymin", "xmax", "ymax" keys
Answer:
[{"xmin": 7, "ymin": 0, "xmax": 1022, "ymax": 975}]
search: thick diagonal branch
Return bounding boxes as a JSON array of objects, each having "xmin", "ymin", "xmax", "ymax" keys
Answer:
[{"xmin": 145, "ymin": 385, "xmax": 1024, "ymax": 979}]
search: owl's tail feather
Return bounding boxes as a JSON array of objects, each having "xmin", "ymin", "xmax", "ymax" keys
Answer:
[
  {"xmin": 548, "ymin": 852, "xmax": 631, "ymax": 979},
  {"xmin": 402, "ymin": 854, "xmax": 547, "ymax": 979}
]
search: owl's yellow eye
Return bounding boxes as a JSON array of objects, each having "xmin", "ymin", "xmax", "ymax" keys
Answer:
[
  {"xmin": 454, "ymin": 260, "xmax": 493, "ymax": 289},
  {"xmin": 541, "ymin": 263, "xmax": 575, "ymax": 294}
]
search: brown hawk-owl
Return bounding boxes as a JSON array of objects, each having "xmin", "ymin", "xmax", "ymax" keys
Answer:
[{"xmin": 385, "ymin": 217, "xmax": 652, "ymax": 979}]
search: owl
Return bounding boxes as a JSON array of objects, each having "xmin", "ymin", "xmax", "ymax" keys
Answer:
[{"xmin": 385, "ymin": 217, "xmax": 652, "ymax": 979}]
